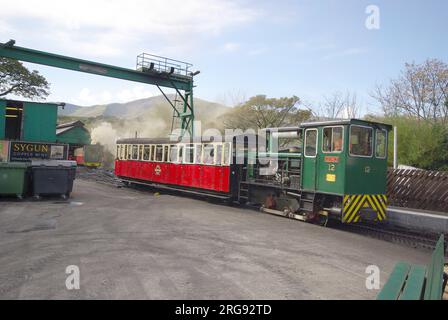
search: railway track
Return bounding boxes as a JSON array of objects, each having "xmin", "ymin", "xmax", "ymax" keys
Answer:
[{"xmin": 328, "ymin": 220, "xmax": 446, "ymax": 252}]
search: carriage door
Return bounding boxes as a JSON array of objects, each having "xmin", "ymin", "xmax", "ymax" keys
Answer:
[{"xmin": 302, "ymin": 128, "xmax": 318, "ymax": 191}]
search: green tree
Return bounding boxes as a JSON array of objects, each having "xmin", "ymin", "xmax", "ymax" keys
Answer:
[
  {"xmin": 0, "ymin": 57, "xmax": 50, "ymax": 100},
  {"xmin": 223, "ymin": 95, "xmax": 311, "ymax": 130}
]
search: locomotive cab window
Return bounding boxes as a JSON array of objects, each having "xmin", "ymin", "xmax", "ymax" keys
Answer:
[
  {"xmin": 322, "ymin": 126, "xmax": 343, "ymax": 153},
  {"xmin": 304, "ymin": 129, "xmax": 318, "ymax": 157},
  {"xmin": 350, "ymin": 125, "xmax": 373, "ymax": 157},
  {"xmin": 376, "ymin": 129, "xmax": 387, "ymax": 159}
]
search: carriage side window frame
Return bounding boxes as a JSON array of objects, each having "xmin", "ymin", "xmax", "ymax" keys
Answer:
[
  {"xmin": 349, "ymin": 125, "xmax": 373, "ymax": 158},
  {"xmin": 195, "ymin": 144, "xmax": 203, "ymax": 164},
  {"xmin": 223, "ymin": 142, "xmax": 231, "ymax": 166},
  {"xmin": 184, "ymin": 144, "xmax": 195, "ymax": 164},
  {"xmin": 150, "ymin": 145, "xmax": 156, "ymax": 161},
  {"xmin": 178, "ymin": 144, "xmax": 184, "ymax": 163},
  {"xmin": 322, "ymin": 126, "xmax": 344, "ymax": 154},
  {"xmin": 162, "ymin": 145, "xmax": 169, "ymax": 162},
  {"xmin": 169, "ymin": 144, "xmax": 178, "ymax": 163},
  {"xmin": 203, "ymin": 143, "xmax": 215, "ymax": 166},
  {"xmin": 215, "ymin": 143, "xmax": 223, "ymax": 166},
  {"xmin": 127, "ymin": 145, "xmax": 132, "ymax": 160},
  {"xmin": 138, "ymin": 145, "xmax": 144, "ymax": 160},
  {"xmin": 375, "ymin": 129, "xmax": 387, "ymax": 159},
  {"xmin": 304, "ymin": 128, "xmax": 318, "ymax": 158},
  {"xmin": 143, "ymin": 145, "xmax": 151, "ymax": 161},
  {"xmin": 154, "ymin": 145, "xmax": 163, "ymax": 162}
]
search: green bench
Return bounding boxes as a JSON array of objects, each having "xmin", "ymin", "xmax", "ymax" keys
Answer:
[{"xmin": 377, "ymin": 234, "xmax": 447, "ymax": 300}]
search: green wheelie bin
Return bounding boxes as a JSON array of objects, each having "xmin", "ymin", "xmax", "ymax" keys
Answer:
[{"xmin": 0, "ymin": 162, "xmax": 28, "ymax": 199}]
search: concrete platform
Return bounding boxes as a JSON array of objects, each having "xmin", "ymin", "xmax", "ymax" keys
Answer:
[
  {"xmin": 0, "ymin": 180, "xmax": 431, "ymax": 299},
  {"xmin": 386, "ymin": 206, "xmax": 448, "ymax": 234}
]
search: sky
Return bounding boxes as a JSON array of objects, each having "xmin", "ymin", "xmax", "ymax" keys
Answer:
[{"xmin": 1, "ymin": 0, "xmax": 448, "ymax": 115}]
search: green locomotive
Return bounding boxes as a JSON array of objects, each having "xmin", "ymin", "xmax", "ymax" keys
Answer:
[{"xmin": 240, "ymin": 119, "xmax": 392, "ymax": 224}]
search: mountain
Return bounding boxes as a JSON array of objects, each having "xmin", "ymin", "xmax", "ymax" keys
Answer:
[{"xmin": 59, "ymin": 95, "xmax": 230, "ymax": 120}]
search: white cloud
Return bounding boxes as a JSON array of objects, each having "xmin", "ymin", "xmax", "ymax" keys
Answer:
[
  {"xmin": 222, "ymin": 42, "xmax": 241, "ymax": 53},
  {"xmin": 71, "ymin": 86, "xmax": 156, "ymax": 106},
  {"xmin": 1, "ymin": 0, "xmax": 260, "ymax": 58}
]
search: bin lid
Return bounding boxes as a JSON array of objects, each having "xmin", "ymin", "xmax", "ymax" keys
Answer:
[
  {"xmin": 31, "ymin": 160, "xmax": 77, "ymax": 167},
  {"xmin": 0, "ymin": 162, "xmax": 28, "ymax": 168}
]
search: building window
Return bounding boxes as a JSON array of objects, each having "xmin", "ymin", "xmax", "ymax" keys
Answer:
[
  {"xmin": 376, "ymin": 130, "xmax": 387, "ymax": 159},
  {"xmin": 304, "ymin": 129, "xmax": 317, "ymax": 157},
  {"xmin": 322, "ymin": 126, "xmax": 343, "ymax": 153},
  {"xmin": 350, "ymin": 125, "xmax": 373, "ymax": 157}
]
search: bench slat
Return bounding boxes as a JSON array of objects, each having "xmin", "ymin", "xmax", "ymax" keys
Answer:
[
  {"xmin": 400, "ymin": 265, "xmax": 426, "ymax": 300},
  {"xmin": 424, "ymin": 234, "xmax": 445, "ymax": 300},
  {"xmin": 377, "ymin": 262, "xmax": 411, "ymax": 300}
]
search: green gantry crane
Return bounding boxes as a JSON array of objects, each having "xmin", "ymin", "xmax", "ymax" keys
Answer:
[{"xmin": 0, "ymin": 39, "xmax": 198, "ymax": 139}]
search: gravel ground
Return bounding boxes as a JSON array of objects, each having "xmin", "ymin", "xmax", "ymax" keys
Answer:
[{"xmin": 0, "ymin": 178, "xmax": 432, "ymax": 299}]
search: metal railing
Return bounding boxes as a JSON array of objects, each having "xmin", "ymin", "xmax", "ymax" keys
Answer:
[{"xmin": 136, "ymin": 53, "xmax": 193, "ymax": 78}]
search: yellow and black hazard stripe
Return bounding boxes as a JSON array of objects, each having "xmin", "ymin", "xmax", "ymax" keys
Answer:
[{"xmin": 342, "ymin": 194, "xmax": 388, "ymax": 223}]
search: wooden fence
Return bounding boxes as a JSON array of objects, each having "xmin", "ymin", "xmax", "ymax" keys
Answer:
[{"xmin": 387, "ymin": 169, "xmax": 448, "ymax": 212}]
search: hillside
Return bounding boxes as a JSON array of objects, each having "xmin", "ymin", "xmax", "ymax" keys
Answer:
[{"xmin": 59, "ymin": 95, "xmax": 229, "ymax": 120}]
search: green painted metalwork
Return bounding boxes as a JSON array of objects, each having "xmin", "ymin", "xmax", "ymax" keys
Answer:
[
  {"xmin": 22, "ymin": 102, "xmax": 58, "ymax": 142},
  {"xmin": 377, "ymin": 234, "xmax": 446, "ymax": 300},
  {"xmin": 377, "ymin": 262, "xmax": 411, "ymax": 300},
  {"xmin": 400, "ymin": 265, "xmax": 426, "ymax": 300},
  {"xmin": 0, "ymin": 40, "xmax": 195, "ymax": 138},
  {"xmin": 424, "ymin": 234, "xmax": 445, "ymax": 300},
  {"xmin": 0, "ymin": 100, "xmax": 5, "ymax": 139}
]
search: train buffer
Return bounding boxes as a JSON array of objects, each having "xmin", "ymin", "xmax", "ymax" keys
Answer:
[{"xmin": 377, "ymin": 234, "xmax": 447, "ymax": 300}]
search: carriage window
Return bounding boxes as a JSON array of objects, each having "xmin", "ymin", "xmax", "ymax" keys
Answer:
[
  {"xmin": 139, "ymin": 145, "xmax": 144, "ymax": 160},
  {"xmin": 323, "ymin": 127, "xmax": 343, "ymax": 153},
  {"xmin": 126, "ymin": 145, "xmax": 132, "ymax": 159},
  {"xmin": 170, "ymin": 145, "xmax": 178, "ymax": 162},
  {"xmin": 132, "ymin": 145, "xmax": 139, "ymax": 160},
  {"xmin": 143, "ymin": 145, "xmax": 150, "ymax": 161},
  {"xmin": 150, "ymin": 145, "xmax": 156, "ymax": 161},
  {"xmin": 304, "ymin": 129, "xmax": 317, "ymax": 157},
  {"xmin": 195, "ymin": 144, "xmax": 203, "ymax": 164},
  {"xmin": 184, "ymin": 144, "xmax": 194, "ymax": 164},
  {"xmin": 223, "ymin": 143, "xmax": 231, "ymax": 165},
  {"xmin": 216, "ymin": 144, "xmax": 223, "ymax": 165},
  {"xmin": 376, "ymin": 130, "xmax": 387, "ymax": 159},
  {"xmin": 203, "ymin": 144, "xmax": 215, "ymax": 165},
  {"xmin": 155, "ymin": 145, "xmax": 163, "ymax": 161},
  {"xmin": 178, "ymin": 145, "xmax": 184, "ymax": 163},
  {"xmin": 116, "ymin": 145, "xmax": 120, "ymax": 159},
  {"xmin": 350, "ymin": 125, "xmax": 373, "ymax": 157},
  {"xmin": 163, "ymin": 146, "xmax": 169, "ymax": 162}
]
